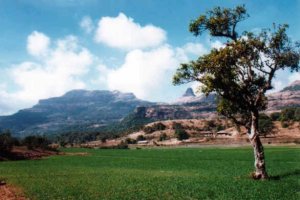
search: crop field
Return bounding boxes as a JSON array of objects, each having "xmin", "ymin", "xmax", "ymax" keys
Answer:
[{"xmin": 0, "ymin": 146, "xmax": 299, "ymax": 200}]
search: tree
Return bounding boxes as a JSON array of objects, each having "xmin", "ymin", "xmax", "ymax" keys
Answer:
[
  {"xmin": 258, "ymin": 114, "xmax": 275, "ymax": 137},
  {"xmin": 0, "ymin": 131, "xmax": 14, "ymax": 153},
  {"xmin": 173, "ymin": 5, "xmax": 300, "ymax": 179}
]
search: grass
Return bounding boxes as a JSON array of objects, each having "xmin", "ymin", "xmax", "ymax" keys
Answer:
[{"xmin": 0, "ymin": 146, "xmax": 299, "ymax": 199}]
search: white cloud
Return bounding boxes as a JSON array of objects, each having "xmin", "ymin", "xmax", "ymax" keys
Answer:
[
  {"xmin": 80, "ymin": 16, "xmax": 94, "ymax": 34},
  {"xmin": 94, "ymin": 13, "xmax": 166, "ymax": 50},
  {"xmin": 105, "ymin": 45, "xmax": 178, "ymax": 99},
  {"xmin": 182, "ymin": 43, "xmax": 208, "ymax": 55},
  {"xmin": 27, "ymin": 31, "xmax": 50, "ymax": 56},
  {"xmin": 288, "ymin": 72, "xmax": 300, "ymax": 83},
  {"xmin": 211, "ymin": 40, "xmax": 225, "ymax": 49},
  {"xmin": 0, "ymin": 32, "xmax": 94, "ymax": 114}
]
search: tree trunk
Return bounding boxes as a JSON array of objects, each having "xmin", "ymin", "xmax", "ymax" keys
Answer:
[{"xmin": 249, "ymin": 112, "xmax": 268, "ymax": 180}]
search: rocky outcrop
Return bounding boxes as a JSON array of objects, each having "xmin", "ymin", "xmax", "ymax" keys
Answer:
[
  {"xmin": 267, "ymin": 81, "xmax": 300, "ymax": 111},
  {"xmin": 0, "ymin": 90, "xmax": 153, "ymax": 136}
]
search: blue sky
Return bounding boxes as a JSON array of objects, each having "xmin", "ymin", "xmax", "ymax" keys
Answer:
[{"xmin": 0, "ymin": 0, "xmax": 300, "ymax": 115}]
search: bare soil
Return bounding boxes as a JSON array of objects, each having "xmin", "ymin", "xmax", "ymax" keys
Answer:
[
  {"xmin": 0, "ymin": 184, "xmax": 27, "ymax": 200},
  {"xmin": 0, "ymin": 146, "xmax": 58, "ymax": 161}
]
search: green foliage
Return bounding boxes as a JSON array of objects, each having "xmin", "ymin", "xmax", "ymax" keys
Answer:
[
  {"xmin": 173, "ymin": 5, "xmax": 300, "ymax": 128},
  {"xmin": 22, "ymin": 136, "xmax": 50, "ymax": 150},
  {"xmin": 280, "ymin": 108, "xmax": 297, "ymax": 121},
  {"xmin": 136, "ymin": 135, "xmax": 146, "ymax": 141},
  {"xmin": 143, "ymin": 122, "xmax": 166, "ymax": 134},
  {"xmin": 54, "ymin": 112, "xmax": 153, "ymax": 144},
  {"xmin": 125, "ymin": 138, "xmax": 137, "ymax": 144},
  {"xmin": 172, "ymin": 122, "xmax": 184, "ymax": 130},
  {"xmin": 258, "ymin": 114, "xmax": 275, "ymax": 136},
  {"xmin": 0, "ymin": 147, "xmax": 299, "ymax": 199},
  {"xmin": 0, "ymin": 131, "xmax": 14, "ymax": 152},
  {"xmin": 270, "ymin": 112, "xmax": 281, "ymax": 121},
  {"xmin": 175, "ymin": 129, "xmax": 189, "ymax": 140},
  {"xmin": 159, "ymin": 133, "xmax": 168, "ymax": 141}
]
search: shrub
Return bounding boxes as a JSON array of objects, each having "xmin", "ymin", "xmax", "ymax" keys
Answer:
[
  {"xmin": 281, "ymin": 121, "xmax": 289, "ymax": 128},
  {"xmin": 258, "ymin": 114, "xmax": 275, "ymax": 137},
  {"xmin": 280, "ymin": 108, "xmax": 296, "ymax": 121},
  {"xmin": 116, "ymin": 141, "xmax": 128, "ymax": 149},
  {"xmin": 125, "ymin": 138, "xmax": 137, "ymax": 144},
  {"xmin": 22, "ymin": 136, "xmax": 50, "ymax": 150},
  {"xmin": 143, "ymin": 122, "xmax": 166, "ymax": 134},
  {"xmin": 270, "ymin": 112, "xmax": 281, "ymax": 121},
  {"xmin": 101, "ymin": 137, "xmax": 107, "ymax": 143},
  {"xmin": 172, "ymin": 122, "xmax": 184, "ymax": 130},
  {"xmin": 136, "ymin": 135, "xmax": 146, "ymax": 141},
  {"xmin": 159, "ymin": 133, "xmax": 168, "ymax": 141},
  {"xmin": 0, "ymin": 132, "xmax": 14, "ymax": 152},
  {"xmin": 175, "ymin": 129, "xmax": 189, "ymax": 140}
]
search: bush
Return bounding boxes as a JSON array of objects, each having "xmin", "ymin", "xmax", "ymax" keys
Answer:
[
  {"xmin": 270, "ymin": 112, "xmax": 281, "ymax": 121},
  {"xmin": 159, "ymin": 133, "xmax": 168, "ymax": 141},
  {"xmin": 101, "ymin": 137, "xmax": 107, "ymax": 143},
  {"xmin": 172, "ymin": 122, "xmax": 184, "ymax": 130},
  {"xmin": 136, "ymin": 135, "xmax": 146, "ymax": 141},
  {"xmin": 125, "ymin": 138, "xmax": 137, "ymax": 144},
  {"xmin": 281, "ymin": 121, "xmax": 289, "ymax": 128},
  {"xmin": 175, "ymin": 129, "xmax": 189, "ymax": 140},
  {"xmin": 116, "ymin": 141, "xmax": 128, "ymax": 149},
  {"xmin": 258, "ymin": 114, "xmax": 274, "ymax": 137},
  {"xmin": 280, "ymin": 108, "xmax": 296, "ymax": 121},
  {"xmin": 0, "ymin": 132, "xmax": 14, "ymax": 152},
  {"xmin": 143, "ymin": 122, "xmax": 166, "ymax": 134}
]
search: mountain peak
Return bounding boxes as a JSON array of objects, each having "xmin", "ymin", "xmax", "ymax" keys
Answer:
[
  {"xmin": 182, "ymin": 88, "xmax": 195, "ymax": 97},
  {"xmin": 281, "ymin": 80, "xmax": 300, "ymax": 92}
]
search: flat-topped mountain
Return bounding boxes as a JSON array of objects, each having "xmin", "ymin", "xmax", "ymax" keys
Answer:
[
  {"xmin": 0, "ymin": 90, "xmax": 153, "ymax": 136},
  {"xmin": 1, "ymin": 80, "xmax": 300, "ymax": 137}
]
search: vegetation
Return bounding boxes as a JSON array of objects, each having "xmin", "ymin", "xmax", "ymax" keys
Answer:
[
  {"xmin": 0, "ymin": 131, "xmax": 15, "ymax": 153},
  {"xmin": 159, "ymin": 133, "xmax": 168, "ymax": 141},
  {"xmin": 203, "ymin": 120, "xmax": 225, "ymax": 132},
  {"xmin": 173, "ymin": 5, "xmax": 300, "ymax": 179},
  {"xmin": 0, "ymin": 147, "xmax": 299, "ymax": 199},
  {"xmin": 143, "ymin": 122, "xmax": 166, "ymax": 134},
  {"xmin": 258, "ymin": 114, "xmax": 275, "ymax": 137},
  {"xmin": 54, "ymin": 112, "xmax": 153, "ymax": 144},
  {"xmin": 280, "ymin": 107, "xmax": 300, "ymax": 122},
  {"xmin": 175, "ymin": 129, "xmax": 189, "ymax": 140},
  {"xmin": 136, "ymin": 135, "xmax": 146, "ymax": 141},
  {"xmin": 22, "ymin": 136, "xmax": 51, "ymax": 150}
]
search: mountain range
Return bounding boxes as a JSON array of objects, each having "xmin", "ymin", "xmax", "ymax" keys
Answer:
[{"xmin": 1, "ymin": 81, "xmax": 300, "ymax": 137}]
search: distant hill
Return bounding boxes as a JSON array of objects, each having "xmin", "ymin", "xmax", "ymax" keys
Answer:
[
  {"xmin": 267, "ymin": 80, "xmax": 300, "ymax": 111},
  {"xmin": 0, "ymin": 90, "xmax": 153, "ymax": 137},
  {"xmin": 1, "ymin": 80, "xmax": 300, "ymax": 138},
  {"xmin": 134, "ymin": 88, "xmax": 217, "ymax": 121}
]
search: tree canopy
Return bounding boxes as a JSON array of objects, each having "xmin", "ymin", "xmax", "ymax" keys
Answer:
[
  {"xmin": 173, "ymin": 5, "xmax": 300, "ymax": 130},
  {"xmin": 173, "ymin": 5, "xmax": 300, "ymax": 180}
]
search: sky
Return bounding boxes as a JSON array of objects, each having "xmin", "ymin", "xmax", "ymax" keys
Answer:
[{"xmin": 0, "ymin": 0, "xmax": 300, "ymax": 115}]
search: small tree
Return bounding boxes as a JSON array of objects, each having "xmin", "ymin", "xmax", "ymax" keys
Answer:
[
  {"xmin": 0, "ymin": 131, "xmax": 14, "ymax": 153},
  {"xmin": 258, "ymin": 114, "xmax": 275, "ymax": 137},
  {"xmin": 175, "ymin": 129, "xmax": 189, "ymax": 140},
  {"xmin": 173, "ymin": 5, "xmax": 300, "ymax": 179}
]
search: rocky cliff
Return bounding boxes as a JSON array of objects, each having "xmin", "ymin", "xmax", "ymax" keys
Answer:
[
  {"xmin": 267, "ymin": 81, "xmax": 300, "ymax": 111},
  {"xmin": 0, "ymin": 90, "xmax": 153, "ymax": 136}
]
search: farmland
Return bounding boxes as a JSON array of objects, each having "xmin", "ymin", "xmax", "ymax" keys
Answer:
[{"xmin": 0, "ymin": 146, "xmax": 299, "ymax": 200}]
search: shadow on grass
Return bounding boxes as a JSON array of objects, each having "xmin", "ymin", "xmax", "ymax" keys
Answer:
[{"xmin": 269, "ymin": 169, "xmax": 300, "ymax": 181}]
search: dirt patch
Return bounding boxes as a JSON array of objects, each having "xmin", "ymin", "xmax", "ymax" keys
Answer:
[
  {"xmin": 0, "ymin": 183, "xmax": 27, "ymax": 200},
  {"xmin": 0, "ymin": 146, "xmax": 58, "ymax": 161},
  {"xmin": 62, "ymin": 152, "xmax": 89, "ymax": 156}
]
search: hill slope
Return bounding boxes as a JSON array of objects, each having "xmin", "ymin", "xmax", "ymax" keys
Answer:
[{"xmin": 0, "ymin": 90, "xmax": 153, "ymax": 137}]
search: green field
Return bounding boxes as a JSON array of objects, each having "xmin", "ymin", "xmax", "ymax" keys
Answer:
[{"xmin": 0, "ymin": 147, "xmax": 299, "ymax": 200}]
